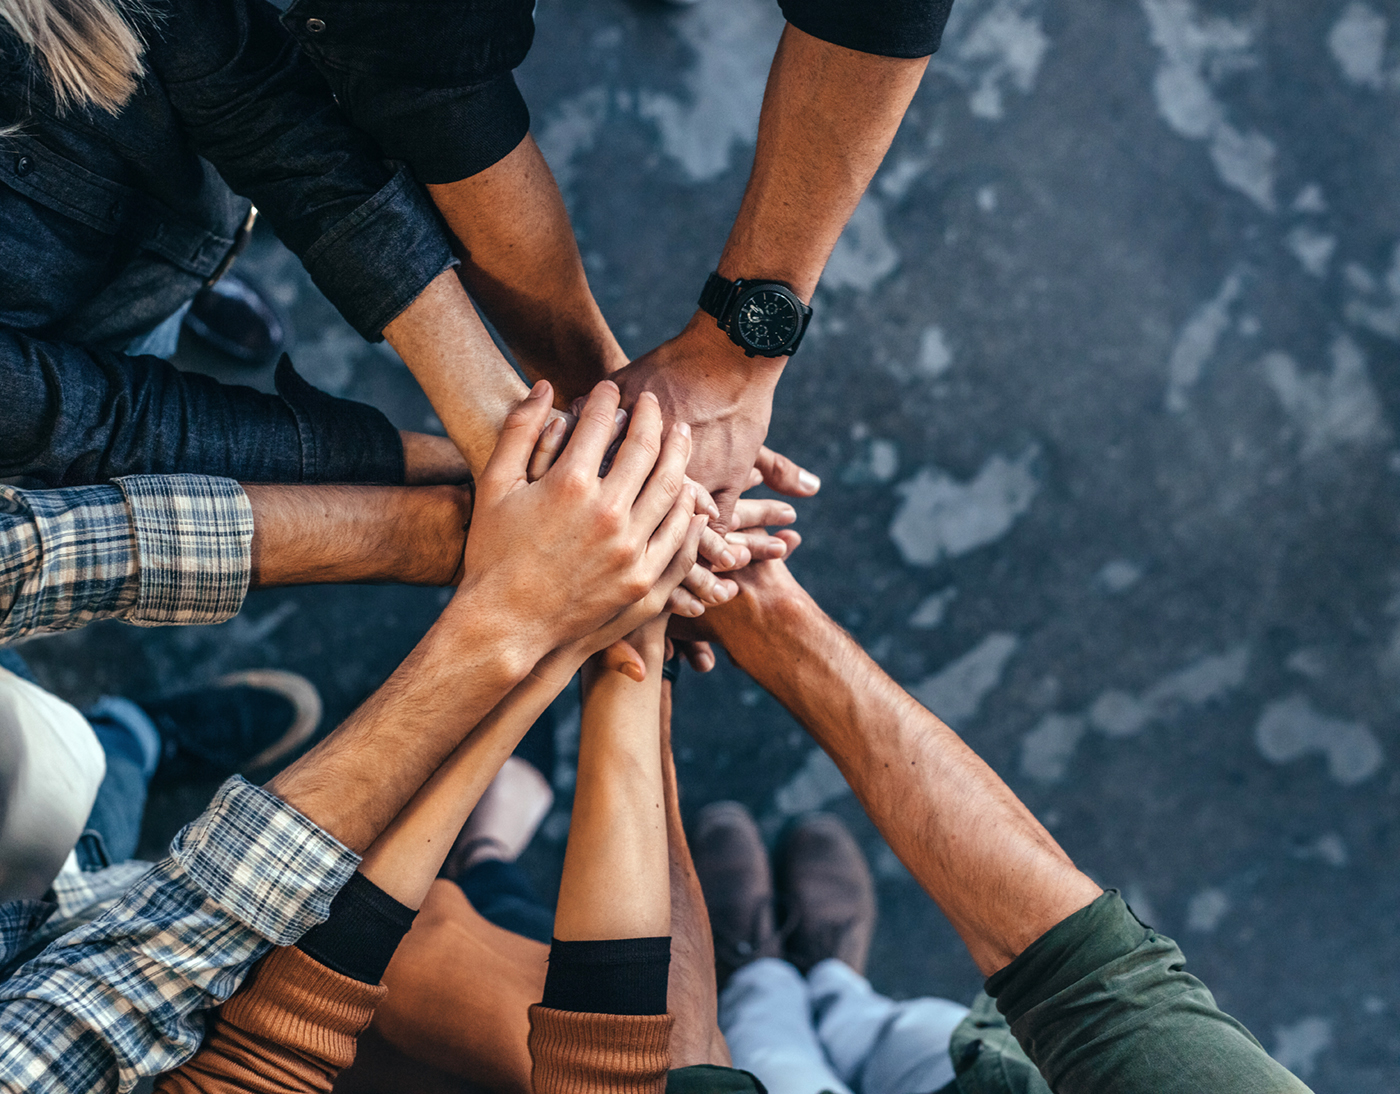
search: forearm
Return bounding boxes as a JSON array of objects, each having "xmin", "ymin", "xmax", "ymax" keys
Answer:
[
  {"xmin": 244, "ymin": 484, "xmax": 471, "ymax": 588},
  {"xmin": 354, "ymin": 648, "xmax": 584, "ymax": 909},
  {"xmin": 660, "ymin": 680, "xmax": 731, "ymax": 1067},
  {"xmin": 554, "ymin": 647, "xmax": 670, "ymax": 942},
  {"xmin": 718, "ymin": 25, "xmax": 927, "ymax": 299},
  {"xmin": 382, "ymin": 270, "xmax": 531, "ymax": 477},
  {"xmin": 710, "ymin": 572, "xmax": 1099, "ymax": 974},
  {"xmin": 399, "ymin": 432, "xmax": 472, "ymax": 484},
  {"xmin": 428, "ymin": 136, "xmax": 625, "ymax": 405},
  {"xmin": 265, "ymin": 594, "xmax": 538, "ymax": 853}
]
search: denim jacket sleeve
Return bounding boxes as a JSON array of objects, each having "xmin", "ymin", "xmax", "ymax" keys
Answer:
[
  {"xmin": 0, "ymin": 329, "xmax": 405, "ymax": 485},
  {"xmin": 146, "ymin": 0, "xmax": 456, "ymax": 338},
  {"xmin": 282, "ymin": 0, "xmax": 536, "ymax": 184}
]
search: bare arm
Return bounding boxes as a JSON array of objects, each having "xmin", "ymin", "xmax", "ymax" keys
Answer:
[
  {"xmin": 244, "ymin": 483, "xmax": 471, "ymax": 588},
  {"xmin": 554, "ymin": 619, "xmax": 671, "ymax": 942},
  {"xmin": 611, "ymin": 25, "xmax": 925, "ymax": 529},
  {"xmin": 700, "ymin": 560, "xmax": 1101, "ymax": 976},
  {"xmin": 381, "ymin": 270, "xmax": 531, "ymax": 478},
  {"xmin": 427, "ymin": 136, "xmax": 626, "ymax": 407}
]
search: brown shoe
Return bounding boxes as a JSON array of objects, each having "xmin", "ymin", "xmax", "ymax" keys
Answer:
[
  {"xmin": 774, "ymin": 813, "xmax": 876, "ymax": 975},
  {"xmin": 691, "ymin": 802, "xmax": 782, "ymax": 987}
]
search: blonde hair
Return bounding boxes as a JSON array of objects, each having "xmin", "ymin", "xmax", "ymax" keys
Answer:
[{"xmin": 1, "ymin": 0, "xmax": 148, "ymax": 117}]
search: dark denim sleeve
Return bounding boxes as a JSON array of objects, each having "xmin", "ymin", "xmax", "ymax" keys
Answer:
[
  {"xmin": 777, "ymin": 0, "xmax": 955, "ymax": 58},
  {"xmin": 283, "ymin": 0, "xmax": 536, "ymax": 184},
  {"xmin": 985, "ymin": 891, "xmax": 1313, "ymax": 1094},
  {"xmin": 147, "ymin": 0, "xmax": 456, "ymax": 338},
  {"xmin": 0, "ymin": 329, "xmax": 405, "ymax": 485}
]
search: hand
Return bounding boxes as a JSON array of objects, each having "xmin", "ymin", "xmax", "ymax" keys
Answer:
[
  {"xmin": 452, "ymin": 379, "xmax": 704, "ymax": 665},
  {"xmin": 611, "ymin": 316, "xmax": 820, "ymax": 532}
]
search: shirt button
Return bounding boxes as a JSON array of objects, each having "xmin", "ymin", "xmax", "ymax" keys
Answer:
[
  {"xmin": 305, "ymin": 16, "xmax": 325, "ymax": 32},
  {"xmin": 14, "ymin": 154, "xmax": 33, "ymax": 176}
]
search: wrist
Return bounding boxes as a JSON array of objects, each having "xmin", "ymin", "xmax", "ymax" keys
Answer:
[
  {"xmin": 396, "ymin": 486, "xmax": 473, "ymax": 586},
  {"xmin": 430, "ymin": 585, "xmax": 547, "ymax": 690},
  {"xmin": 678, "ymin": 311, "xmax": 787, "ymax": 392}
]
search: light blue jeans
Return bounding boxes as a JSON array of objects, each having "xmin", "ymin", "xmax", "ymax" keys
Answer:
[{"xmin": 720, "ymin": 958, "xmax": 967, "ymax": 1094}]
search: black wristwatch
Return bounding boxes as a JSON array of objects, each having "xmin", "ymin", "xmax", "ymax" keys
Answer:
[{"xmin": 698, "ymin": 273, "xmax": 812, "ymax": 358}]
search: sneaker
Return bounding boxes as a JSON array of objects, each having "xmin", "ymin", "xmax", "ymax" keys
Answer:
[
  {"xmin": 691, "ymin": 801, "xmax": 782, "ymax": 987},
  {"xmin": 443, "ymin": 756, "xmax": 555, "ymax": 877},
  {"xmin": 142, "ymin": 669, "xmax": 322, "ymax": 780},
  {"xmin": 774, "ymin": 813, "xmax": 876, "ymax": 975},
  {"xmin": 183, "ymin": 275, "xmax": 286, "ymax": 364}
]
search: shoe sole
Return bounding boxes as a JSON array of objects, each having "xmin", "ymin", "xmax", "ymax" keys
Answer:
[{"xmin": 215, "ymin": 670, "xmax": 322, "ymax": 771}]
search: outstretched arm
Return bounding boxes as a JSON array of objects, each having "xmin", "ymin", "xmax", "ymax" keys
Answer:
[
  {"xmin": 697, "ymin": 559, "xmax": 1099, "ymax": 975},
  {"xmin": 611, "ymin": 25, "xmax": 928, "ymax": 529}
]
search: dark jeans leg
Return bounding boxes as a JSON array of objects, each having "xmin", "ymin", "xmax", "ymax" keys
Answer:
[
  {"xmin": 82, "ymin": 698, "xmax": 160, "ymax": 865},
  {"xmin": 455, "ymin": 859, "xmax": 555, "ymax": 944}
]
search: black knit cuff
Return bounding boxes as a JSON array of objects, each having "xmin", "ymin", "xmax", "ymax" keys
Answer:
[
  {"xmin": 274, "ymin": 355, "xmax": 406, "ymax": 484},
  {"xmin": 296, "ymin": 871, "xmax": 418, "ymax": 984},
  {"xmin": 777, "ymin": 0, "xmax": 955, "ymax": 58},
  {"xmin": 542, "ymin": 936, "xmax": 671, "ymax": 1016}
]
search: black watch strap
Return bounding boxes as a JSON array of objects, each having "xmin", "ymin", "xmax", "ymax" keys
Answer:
[{"xmin": 698, "ymin": 272, "xmax": 741, "ymax": 322}]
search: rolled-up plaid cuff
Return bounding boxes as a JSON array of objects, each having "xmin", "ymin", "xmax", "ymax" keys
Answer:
[
  {"xmin": 172, "ymin": 777, "xmax": 360, "ymax": 946},
  {"xmin": 115, "ymin": 475, "xmax": 253, "ymax": 627}
]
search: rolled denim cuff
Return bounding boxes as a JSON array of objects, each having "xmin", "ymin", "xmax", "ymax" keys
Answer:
[
  {"xmin": 777, "ymin": 0, "xmax": 955, "ymax": 58},
  {"xmin": 171, "ymin": 777, "xmax": 361, "ymax": 945},
  {"xmin": 345, "ymin": 72, "xmax": 531, "ymax": 185},
  {"xmin": 298, "ymin": 164, "xmax": 457, "ymax": 340},
  {"xmin": 114, "ymin": 474, "xmax": 253, "ymax": 627},
  {"xmin": 274, "ymin": 357, "xmax": 406, "ymax": 483}
]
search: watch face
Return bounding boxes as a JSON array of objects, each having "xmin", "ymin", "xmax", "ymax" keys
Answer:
[{"xmin": 735, "ymin": 288, "xmax": 800, "ymax": 352}]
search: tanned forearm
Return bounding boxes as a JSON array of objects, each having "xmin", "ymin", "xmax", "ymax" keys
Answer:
[
  {"xmin": 660, "ymin": 678, "xmax": 732, "ymax": 1067},
  {"xmin": 264, "ymin": 592, "xmax": 538, "ymax": 853},
  {"xmin": 382, "ymin": 270, "xmax": 531, "ymax": 477},
  {"xmin": 428, "ymin": 136, "xmax": 626, "ymax": 407},
  {"xmin": 708, "ymin": 565, "xmax": 1101, "ymax": 975},
  {"xmin": 399, "ymin": 431, "xmax": 472, "ymax": 485},
  {"xmin": 243, "ymin": 483, "xmax": 471, "ymax": 587},
  {"xmin": 719, "ymin": 25, "xmax": 928, "ymax": 300}
]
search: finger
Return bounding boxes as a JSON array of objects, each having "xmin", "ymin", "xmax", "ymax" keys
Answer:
[
  {"xmin": 480, "ymin": 380, "xmax": 553, "ymax": 494},
  {"xmin": 600, "ymin": 639, "xmax": 647, "ymax": 682},
  {"xmin": 683, "ymin": 641, "xmax": 715, "ymax": 673},
  {"xmin": 554, "ymin": 380, "xmax": 623, "ymax": 479},
  {"xmin": 605, "ymin": 391, "xmax": 665, "ymax": 496},
  {"xmin": 745, "ymin": 467, "xmax": 763, "ymax": 490},
  {"xmin": 775, "ymin": 529, "xmax": 802, "ymax": 556},
  {"xmin": 730, "ymin": 498, "xmax": 797, "ymax": 530},
  {"xmin": 632, "ymin": 423, "xmax": 693, "ymax": 534},
  {"xmin": 681, "ymin": 561, "xmax": 737, "ymax": 606},
  {"xmin": 642, "ymin": 508, "xmax": 705, "ymax": 599},
  {"xmin": 725, "ymin": 530, "xmax": 789, "ymax": 561},
  {"xmin": 698, "ymin": 526, "xmax": 737, "ymax": 571},
  {"xmin": 666, "ymin": 585, "xmax": 706, "ymax": 618},
  {"xmin": 754, "ymin": 445, "xmax": 820, "ymax": 497},
  {"xmin": 688, "ymin": 478, "xmax": 721, "ymax": 521},
  {"xmin": 527, "ymin": 415, "xmax": 569, "ymax": 482}
]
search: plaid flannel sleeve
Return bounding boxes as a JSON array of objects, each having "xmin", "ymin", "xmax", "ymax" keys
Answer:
[
  {"xmin": 0, "ymin": 777, "xmax": 359, "ymax": 1094},
  {"xmin": 0, "ymin": 475, "xmax": 252, "ymax": 645}
]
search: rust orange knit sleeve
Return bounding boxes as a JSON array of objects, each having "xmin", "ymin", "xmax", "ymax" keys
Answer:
[
  {"xmin": 528, "ymin": 1005, "xmax": 673, "ymax": 1094},
  {"xmin": 155, "ymin": 945, "xmax": 387, "ymax": 1094}
]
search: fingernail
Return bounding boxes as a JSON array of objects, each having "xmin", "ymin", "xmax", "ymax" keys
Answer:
[
  {"xmin": 601, "ymin": 380, "xmax": 619, "ymax": 394},
  {"xmin": 717, "ymin": 583, "xmax": 735, "ymax": 602},
  {"xmin": 546, "ymin": 418, "xmax": 566, "ymax": 440},
  {"xmin": 686, "ymin": 484, "xmax": 699, "ymax": 500},
  {"xmin": 529, "ymin": 380, "xmax": 549, "ymax": 399},
  {"xmin": 719, "ymin": 549, "xmax": 736, "ymax": 568},
  {"xmin": 614, "ymin": 408, "xmax": 629, "ymax": 426},
  {"xmin": 677, "ymin": 422, "xmax": 691, "ymax": 438},
  {"xmin": 798, "ymin": 470, "xmax": 821, "ymax": 492},
  {"xmin": 780, "ymin": 504, "xmax": 796, "ymax": 520}
]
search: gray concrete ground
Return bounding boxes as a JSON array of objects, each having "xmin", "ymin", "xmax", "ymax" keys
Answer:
[{"xmin": 15, "ymin": 0, "xmax": 1400, "ymax": 1088}]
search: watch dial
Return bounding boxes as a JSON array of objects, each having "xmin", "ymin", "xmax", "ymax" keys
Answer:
[{"xmin": 735, "ymin": 289, "xmax": 800, "ymax": 352}]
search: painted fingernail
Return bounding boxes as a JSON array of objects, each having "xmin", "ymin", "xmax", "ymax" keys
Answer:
[{"xmin": 798, "ymin": 470, "xmax": 821, "ymax": 492}]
